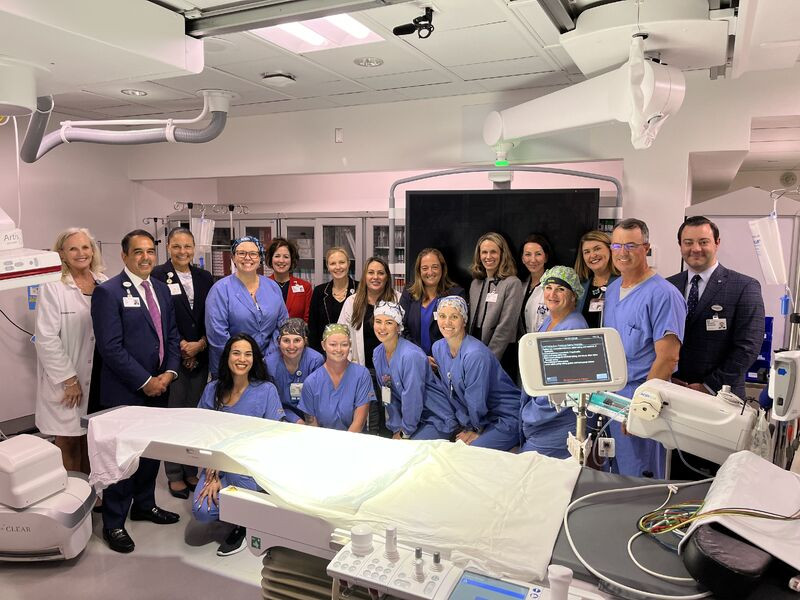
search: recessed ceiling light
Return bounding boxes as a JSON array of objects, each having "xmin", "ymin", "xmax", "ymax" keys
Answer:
[
  {"xmin": 326, "ymin": 14, "xmax": 371, "ymax": 39},
  {"xmin": 278, "ymin": 22, "xmax": 326, "ymax": 46},
  {"xmin": 121, "ymin": 88, "xmax": 148, "ymax": 97},
  {"xmin": 354, "ymin": 56, "xmax": 383, "ymax": 67}
]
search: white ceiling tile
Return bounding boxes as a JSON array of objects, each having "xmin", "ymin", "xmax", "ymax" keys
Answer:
[
  {"xmin": 327, "ymin": 90, "xmax": 406, "ymax": 107},
  {"xmin": 203, "ymin": 32, "xmax": 286, "ymax": 67},
  {"xmin": 450, "ymin": 56, "xmax": 553, "ymax": 80},
  {"xmin": 279, "ymin": 79, "xmax": 368, "ymax": 99},
  {"xmin": 396, "ymin": 81, "xmax": 486, "ymax": 100},
  {"xmin": 362, "ymin": 0, "xmax": 504, "ymax": 33},
  {"xmin": 92, "ymin": 104, "xmax": 166, "ymax": 117},
  {"xmin": 228, "ymin": 97, "xmax": 336, "ymax": 116},
  {"xmin": 52, "ymin": 92, "xmax": 128, "ymax": 110},
  {"xmin": 81, "ymin": 81, "xmax": 194, "ymax": 104},
  {"xmin": 475, "ymin": 71, "xmax": 571, "ymax": 92},
  {"xmin": 356, "ymin": 69, "xmax": 450, "ymax": 90},
  {"xmin": 154, "ymin": 68, "xmax": 290, "ymax": 102},
  {"xmin": 402, "ymin": 21, "xmax": 538, "ymax": 67},
  {"xmin": 306, "ymin": 40, "xmax": 432, "ymax": 79},
  {"xmin": 217, "ymin": 56, "xmax": 339, "ymax": 86}
]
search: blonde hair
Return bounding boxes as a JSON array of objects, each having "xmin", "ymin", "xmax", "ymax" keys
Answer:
[
  {"xmin": 573, "ymin": 230, "xmax": 619, "ymax": 280},
  {"xmin": 470, "ymin": 232, "xmax": 517, "ymax": 280},
  {"xmin": 325, "ymin": 246, "xmax": 350, "ymax": 264},
  {"xmin": 53, "ymin": 227, "xmax": 104, "ymax": 278},
  {"xmin": 350, "ymin": 257, "xmax": 396, "ymax": 328},
  {"xmin": 407, "ymin": 248, "xmax": 457, "ymax": 301}
]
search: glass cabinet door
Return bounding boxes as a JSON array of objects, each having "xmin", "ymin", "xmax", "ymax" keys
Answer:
[
  {"xmin": 240, "ymin": 219, "xmax": 278, "ymax": 276},
  {"xmin": 366, "ymin": 218, "xmax": 406, "ymax": 291},
  {"xmin": 209, "ymin": 221, "xmax": 237, "ymax": 281},
  {"xmin": 281, "ymin": 219, "xmax": 317, "ymax": 284},
  {"xmin": 316, "ymin": 219, "xmax": 363, "ymax": 284}
]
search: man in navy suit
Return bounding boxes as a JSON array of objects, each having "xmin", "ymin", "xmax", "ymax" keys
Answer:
[
  {"xmin": 667, "ymin": 216, "xmax": 765, "ymax": 401},
  {"xmin": 91, "ymin": 229, "xmax": 182, "ymax": 553}
]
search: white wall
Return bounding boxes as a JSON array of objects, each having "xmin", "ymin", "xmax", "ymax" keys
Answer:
[
  {"xmin": 126, "ymin": 65, "xmax": 800, "ymax": 278},
  {"xmin": 0, "ymin": 114, "xmax": 134, "ymax": 422}
]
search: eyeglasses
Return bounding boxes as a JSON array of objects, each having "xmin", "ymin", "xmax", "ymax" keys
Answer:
[
  {"xmin": 234, "ymin": 251, "xmax": 261, "ymax": 259},
  {"xmin": 610, "ymin": 242, "xmax": 646, "ymax": 252}
]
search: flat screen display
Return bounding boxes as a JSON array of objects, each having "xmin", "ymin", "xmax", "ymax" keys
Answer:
[
  {"xmin": 448, "ymin": 571, "xmax": 529, "ymax": 600},
  {"xmin": 537, "ymin": 333, "xmax": 611, "ymax": 386}
]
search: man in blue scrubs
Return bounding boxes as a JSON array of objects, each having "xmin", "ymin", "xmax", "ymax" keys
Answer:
[{"xmin": 602, "ymin": 219, "xmax": 687, "ymax": 478}]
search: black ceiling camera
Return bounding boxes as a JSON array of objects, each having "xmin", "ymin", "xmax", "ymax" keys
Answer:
[{"xmin": 392, "ymin": 7, "xmax": 434, "ymax": 39}]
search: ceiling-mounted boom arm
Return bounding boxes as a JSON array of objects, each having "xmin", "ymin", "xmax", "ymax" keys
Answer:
[{"xmin": 483, "ymin": 36, "xmax": 686, "ymax": 151}]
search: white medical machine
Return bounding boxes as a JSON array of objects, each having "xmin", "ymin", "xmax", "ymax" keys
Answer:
[
  {"xmin": 768, "ymin": 350, "xmax": 800, "ymax": 421},
  {"xmin": 326, "ymin": 526, "xmax": 603, "ymax": 600},
  {"xmin": 0, "ymin": 206, "xmax": 60, "ymax": 292},
  {"xmin": 519, "ymin": 328, "xmax": 627, "ymax": 464},
  {"xmin": 0, "ymin": 434, "xmax": 95, "ymax": 560},
  {"xmin": 519, "ymin": 328, "xmax": 759, "ymax": 466}
]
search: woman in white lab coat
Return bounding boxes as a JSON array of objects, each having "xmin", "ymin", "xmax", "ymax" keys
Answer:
[{"xmin": 34, "ymin": 228, "xmax": 106, "ymax": 473}]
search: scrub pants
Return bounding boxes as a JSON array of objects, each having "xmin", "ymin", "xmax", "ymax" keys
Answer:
[
  {"xmin": 411, "ymin": 423, "xmax": 451, "ymax": 440},
  {"xmin": 471, "ymin": 419, "xmax": 520, "ymax": 451},
  {"xmin": 192, "ymin": 470, "xmax": 261, "ymax": 523}
]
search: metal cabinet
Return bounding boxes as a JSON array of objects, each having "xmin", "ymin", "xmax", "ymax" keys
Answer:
[{"xmin": 168, "ymin": 211, "xmax": 397, "ymax": 287}]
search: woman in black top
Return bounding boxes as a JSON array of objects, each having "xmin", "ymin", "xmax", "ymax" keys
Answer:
[
  {"xmin": 308, "ymin": 246, "xmax": 357, "ymax": 352},
  {"xmin": 573, "ymin": 230, "xmax": 619, "ymax": 328}
]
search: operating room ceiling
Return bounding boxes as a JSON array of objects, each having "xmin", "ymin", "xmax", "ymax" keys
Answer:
[{"xmin": 31, "ymin": 0, "xmax": 794, "ymax": 123}]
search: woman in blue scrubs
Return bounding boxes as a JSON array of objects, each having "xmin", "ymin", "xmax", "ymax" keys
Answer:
[
  {"xmin": 266, "ymin": 318, "xmax": 324, "ymax": 424},
  {"xmin": 372, "ymin": 301, "xmax": 456, "ymax": 440},
  {"xmin": 431, "ymin": 296, "xmax": 520, "ymax": 450},
  {"xmin": 519, "ymin": 266, "xmax": 589, "ymax": 458},
  {"xmin": 299, "ymin": 324, "xmax": 374, "ymax": 432},
  {"xmin": 192, "ymin": 333, "xmax": 285, "ymax": 556},
  {"xmin": 205, "ymin": 236, "xmax": 289, "ymax": 378}
]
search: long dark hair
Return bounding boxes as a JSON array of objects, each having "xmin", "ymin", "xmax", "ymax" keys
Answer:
[
  {"xmin": 350, "ymin": 256, "xmax": 396, "ymax": 327},
  {"xmin": 214, "ymin": 333, "xmax": 267, "ymax": 410}
]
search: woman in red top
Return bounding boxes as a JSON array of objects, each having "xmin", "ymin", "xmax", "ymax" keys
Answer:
[{"xmin": 267, "ymin": 237, "xmax": 313, "ymax": 322}]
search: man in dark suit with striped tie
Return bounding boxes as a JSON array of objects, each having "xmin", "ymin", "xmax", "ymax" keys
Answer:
[
  {"xmin": 91, "ymin": 230, "xmax": 182, "ymax": 553},
  {"xmin": 667, "ymin": 216, "xmax": 765, "ymax": 401}
]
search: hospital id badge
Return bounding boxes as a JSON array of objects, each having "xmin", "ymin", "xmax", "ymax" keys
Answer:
[
  {"xmin": 588, "ymin": 298, "xmax": 604, "ymax": 312},
  {"xmin": 381, "ymin": 385, "xmax": 392, "ymax": 406},
  {"xmin": 168, "ymin": 283, "xmax": 182, "ymax": 296},
  {"xmin": 122, "ymin": 297, "xmax": 141, "ymax": 308},
  {"xmin": 289, "ymin": 382, "xmax": 303, "ymax": 400},
  {"xmin": 291, "ymin": 284, "xmax": 304, "ymax": 293},
  {"xmin": 706, "ymin": 317, "xmax": 727, "ymax": 331},
  {"xmin": 486, "ymin": 291, "xmax": 499, "ymax": 303}
]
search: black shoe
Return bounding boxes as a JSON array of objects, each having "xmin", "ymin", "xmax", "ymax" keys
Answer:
[
  {"xmin": 217, "ymin": 526, "xmax": 247, "ymax": 556},
  {"xmin": 103, "ymin": 528, "xmax": 135, "ymax": 553},
  {"xmin": 168, "ymin": 482, "xmax": 191, "ymax": 499},
  {"xmin": 130, "ymin": 505, "xmax": 180, "ymax": 525}
]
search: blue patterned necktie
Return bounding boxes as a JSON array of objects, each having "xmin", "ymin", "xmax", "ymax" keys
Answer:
[{"xmin": 687, "ymin": 274, "xmax": 701, "ymax": 317}]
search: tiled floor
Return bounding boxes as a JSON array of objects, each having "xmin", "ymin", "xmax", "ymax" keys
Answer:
[{"xmin": 1, "ymin": 472, "xmax": 265, "ymax": 600}]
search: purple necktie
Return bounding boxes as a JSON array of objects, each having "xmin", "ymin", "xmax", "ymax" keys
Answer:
[{"xmin": 141, "ymin": 280, "xmax": 164, "ymax": 364}]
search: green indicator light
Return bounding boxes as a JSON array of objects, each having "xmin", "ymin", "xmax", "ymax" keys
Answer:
[{"xmin": 495, "ymin": 159, "xmax": 509, "ymax": 167}]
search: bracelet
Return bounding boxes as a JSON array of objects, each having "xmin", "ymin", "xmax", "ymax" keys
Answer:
[{"xmin": 63, "ymin": 381, "xmax": 79, "ymax": 390}]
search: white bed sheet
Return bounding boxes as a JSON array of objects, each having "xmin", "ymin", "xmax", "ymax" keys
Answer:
[{"xmin": 88, "ymin": 406, "xmax": 581, "ymax": 581}]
